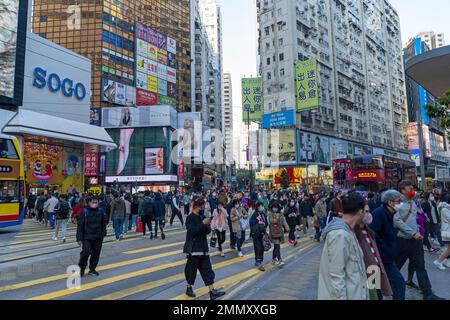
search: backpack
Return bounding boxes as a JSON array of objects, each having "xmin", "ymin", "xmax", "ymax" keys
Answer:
[
  {"xmin": 165, "ymin": 194, "xmax": 173, "ymax": 205},
  {"xmin": 36, "ymin": 197, "xmax": 46, "ymax": 211},
  {"xmin": 57, "ymin": 201, "xmax": 70, "ymax": 219},
  {"xmin": 143, "ymin": 197, "xmax": 154, "ymax": 216},
  {"xmin": 270, "ymin": 221, "xmax": 283, "ymax": 238}
]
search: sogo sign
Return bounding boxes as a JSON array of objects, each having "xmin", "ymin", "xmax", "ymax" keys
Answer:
[{"xmin": 32, "ymin": 67, "xmax": 87, "ymax": 100}]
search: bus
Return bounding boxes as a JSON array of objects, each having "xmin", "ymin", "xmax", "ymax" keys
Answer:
[
  {"xmin": 0, "ymin": 134, "xmax": 26, "ymax": 228},
  {"xmin": 350, "ymin": 155, "xmax": 417, "ymax": 192}
]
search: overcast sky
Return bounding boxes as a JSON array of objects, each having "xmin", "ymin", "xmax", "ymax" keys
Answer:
[{"xmin": 211, "ymin": 0, "xmax": 450, "ymax": 127}]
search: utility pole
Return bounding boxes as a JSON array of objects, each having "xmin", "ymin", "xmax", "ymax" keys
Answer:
[{"xmin": 417, "ymin": 105, "xmax": 427, "ymax": 191}]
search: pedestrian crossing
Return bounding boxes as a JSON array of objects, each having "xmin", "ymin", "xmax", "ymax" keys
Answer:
[{"xmin": 0, "ymin": 226, "xmax": 318, "ymax": 300}]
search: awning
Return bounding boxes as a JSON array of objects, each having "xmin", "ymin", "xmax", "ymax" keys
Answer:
[
  {"xmin": 2, "ymin": 109, "xmax": 117, "ymax": 149},
  {"xmin": 405, "ymin": 45, "xmax": 450, "ymax": 98}
]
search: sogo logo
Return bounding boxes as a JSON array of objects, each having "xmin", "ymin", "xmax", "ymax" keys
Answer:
[{"xmin": 32, "ymin": 67, "xmax": 87, "ymax": 100}]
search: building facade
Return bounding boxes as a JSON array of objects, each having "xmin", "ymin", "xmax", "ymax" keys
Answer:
[
  {"xmin": 31, "ymin": 0, "xmax": 192, "ymax": 112},
  {"xmin": 412, "ymin": 31, "xmax": 446, "ymax": 50},
  {"xmin": 256, "ymin": 0, "xmax": 409, "ymax": 157},
  {"xmin": 223, "ymin": 72, "xmax": 233, "ymax": 161}
]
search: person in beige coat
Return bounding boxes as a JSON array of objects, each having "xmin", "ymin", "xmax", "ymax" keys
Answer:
[
  {"xmin": 268, "ymin": 201, "xmax": 289, "ymax": 266},
  {"xmin": 318, "ymin": 193, "xmax": 369, "ymax": 300},
  {"xmin": 230, "ymin": 199, "xmax": 248, "ymax": 257}
]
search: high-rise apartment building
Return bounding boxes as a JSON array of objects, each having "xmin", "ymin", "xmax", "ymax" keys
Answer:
[
  {"xmin": 256, "ymin": 0, "xmax": 408, "ymax": 152},
  {"xmin": 412, "ymin": 31, "xmax": 446, "ymax": 50},
  {"xmin": 31, "ymin": 0, "xmax": 192, "ymax": 111},
  {"xmin": 223, "ymin": 72, "xmax": 233, "ymax": 161},
  {"xmin": 200, "ymin": 0, "xmax": 223, "ymax": 75}
]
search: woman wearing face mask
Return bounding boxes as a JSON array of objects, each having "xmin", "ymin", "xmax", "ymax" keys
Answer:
[
  {"xmin": 230, "ymin": 199, "xmax": 248, "ymax": 257},
  {"xmin": 210, "ymin": 202, "xmax": 229, "ymax": 257},
  {"xmin": 284, "ymin": 198, "xmax": 299, "ymax": 246},
  {"xmin": 268, "ymin": 201, "xmax": 289, "ymax": 266},
  {"xmin": 250, "ymin": 202, "xmax": 269, "ymax": 271},
  {"xmin": 355, "ymin": 204, "xmax": 393, "ymax": 300}
]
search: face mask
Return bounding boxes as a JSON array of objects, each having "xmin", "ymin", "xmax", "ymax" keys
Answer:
[
  {"xmin": 430, "ymin": 197, "xmax": 435, "ymax": 202},
  {"xmin": 90, "ymin": 203, "xmax": 99, "ymax": 209},
  {"xmin": 290, "ymin": 202, "xmax": 295, "ymax": 207},
  {"xmin": 407, "ymin": 191, "xmax": 416, "ymax": 200},
  {"xmin": 363, "ymin": 212, "xmax": 373, "ymax": 225},
  {"xmin": 394, "ymin": 204, "xmax": 402, "ymax": 212},
  {"xmin": 235, "ymin": 205, "xmax": 239, "ymax": 209},
  {"xmin": 258, "ymin": 207, "xmax": 264, "ymax": 212},
  {"xmin": 272, "ymin": 208, "xmax": 279, "ymax": 213}
]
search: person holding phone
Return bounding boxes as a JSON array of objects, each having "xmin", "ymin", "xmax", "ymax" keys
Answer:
[{"xmin": 183, "ymin": 198, "xmax": 225, "ymax": 300}]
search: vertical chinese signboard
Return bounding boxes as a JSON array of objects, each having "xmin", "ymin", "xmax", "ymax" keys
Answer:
[
  {"xmin": 295, "ymin": 59, "xmax": 319, "ymax": 112},
  {"xmin": 84, "ymin": 152, "xmax": 98, "ymax": 177},
  {"xmin": 242, "ymin": 77, "xmax": 263, "ymax": 123}
]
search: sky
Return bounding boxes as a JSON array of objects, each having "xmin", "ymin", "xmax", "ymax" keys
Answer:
[{"xmin": 211, "ymin": 0, "xmax": 450, "ymax": 130}]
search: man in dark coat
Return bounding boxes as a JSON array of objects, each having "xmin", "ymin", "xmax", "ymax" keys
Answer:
[
  {"xmin": 183, "ymin": 198, "xmax": 225, "ymax": 300},
  {"xmin": 153, "ymin": 192, "xmax": 166, "ymax": 240}
]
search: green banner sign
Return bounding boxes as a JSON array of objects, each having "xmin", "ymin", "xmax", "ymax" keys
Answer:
[
  {"xmin": 158, "ymin": 94, "xmax": 177, "ymax": 106},
  {"xmin": 242, "ymin": 77, "xmax": 263, "ymax": 123},
  {"xmin": 295, "ymin": 59, "xmax": 319, "ymax": 112}
]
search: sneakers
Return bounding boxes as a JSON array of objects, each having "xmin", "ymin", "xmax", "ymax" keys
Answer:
[
  {"xmin": 424, "ymin": 293, "xmax": 446, "ymax": 300},
  {"xmin": 88, "ymin": 270, "xmax": 99, "ymax": 276},
  {"xmin": 428, "ymin": 247, "xmax": 440, "ymax": 254},
  {"xmin": 119, "ymin": 234, "xmax": 123, "ymax": 240},
  {"xmin": 186, "ymin": 286, "xmax": 196, "ymax": 298},
  {"xmin": 277, "ymin": 260, "xmax": 285, "ymax": 267},
  {"xmin": 210, "ymin": 289, "xmax": 226, "ymax": 300},
  {"xmin": 150, "ymin": 233, "xmax": 154, "ymax": 240},
  {"xmin": 238, "ymin": 251, "xmax": 244, "ymax": 257},
  {"xmin": 272, "ymin": 259, "xmax": 278, "ymax": 265},
  {"xmin": 433, "ymin": 260, "xmax": 446, "ymax": 271},
  {"xmin": 62, "ymin": 238, "xmax": 66, "ymax": 243},
  {"xmin": 52, "ymin": 236, "xmax": 58, "ymax": 241},
  {"xmin": 444, "ymin": 259, "xmax": 450, "ymax": 268},
  {"xmin": 79, "ymin": 269, "xmax": 85, "ymax": 277},
  {"xmin": 230, "ymin": 245, "xmax": 236, "ymax": 250},
  {"xmin": 406, "ymin": 281, "xmax": 420, "ymax": 290},
  {"xmin": 161, "ymin": 233, "xmax": 166, "ymax": 240},
  {"xmin": 255, "ymin": 262, "xmax": 265, "ymax": 271},
  {"xmin": 220, "ymin": 252, "xmax": 225, "ymax": 257}
]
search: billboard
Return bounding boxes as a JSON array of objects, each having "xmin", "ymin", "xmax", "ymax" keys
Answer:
[
  {"xmin": 101, "ymin": 105, "xmax": 177, "ymax": 129},
  {"xmin": 102, "ymin": 79, "xmax": 136, "ymax": 106},
  {"xmin": 262, "ymin": 110, "xmax": 295, "ymax": 129},
  {"xmin": 264, "ymin": 129, "xmax": 297, "ymax": 167},
  {"xmin": 135, "ymin": 23, "xmax": 176, "ymax": 106},
  {"xmin": 295, "ymin": 58, "xmax": 319, "ymax": 112},
  {"xmin": 242, "ymin": 77, "xmax": 263, "ymax": 123},
  {"xmin": 353, "ymin": 144, "xmax": 373, "ymax": 156},
  {"xmin": 0, "ymin": 0, "xmax": 27, "ymax": 106},
  {"xmin": 144, "ymin": 148, "xmax": 164, "ymax": 175},
  {"xmin": 330, "ymin": 139, "xmax": 352, "ymax": 160},
  {"xmin": 407, "ymin": 122, "xmax": 431, "ymax": 158},
  {"xmin": 177, "ymin": 113, "xmax": 203, "ymax": 158},
  {"xmin": 299, "ymin": 132, "xmax": 331, "ymax": 165}
]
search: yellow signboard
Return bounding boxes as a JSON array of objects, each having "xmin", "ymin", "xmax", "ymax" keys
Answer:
[
  {"xmin": 147, "ymin": 75, "xmax": 158, "ymax": 93},
  {"xmin": 295, "ymin": 58, "xmax": 319, "ymax": 112}
]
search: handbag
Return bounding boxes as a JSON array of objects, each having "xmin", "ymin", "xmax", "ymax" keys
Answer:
[
  {"xmin": 262, "ymin": 232, "xmax": 272, "ymax": 251},
  {"xmin": 136, "ymin": 217, "xmax": 143, "ymax": 233},
  {"xmin": 210, "ymin": 235, "xmax": 217, "ymax": 248},
  {"xmin": 270, "ymin": 222, "xmax": 283, "ymax": 238},
  {"xmin": 240, "ymin": 217, "xmax": 250, "ymax": 231}
]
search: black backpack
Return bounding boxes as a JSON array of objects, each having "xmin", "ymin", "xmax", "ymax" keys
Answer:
[
  {"xmin": 36, "ymin": 197, "xmax": 46, "ymax": 210},
  {"xmin": 57, "ymin": 201, "xmax": 70, "ymax": 219},
  {"xmin": 143, "ymin": 197, "xmax": 154, "ymax": 216}
]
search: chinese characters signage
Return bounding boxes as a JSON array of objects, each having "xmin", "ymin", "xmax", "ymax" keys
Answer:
[
  {"xmin": 84, "ymin": 153, "xmax": 98, "ymax": 177},
  {"xmin": 262, "ymin": 110, "xmax": 295, "ymax": 129},
  {"xmin": 242, "ymin": 77, "xmax": 263, "ymax": 123},
  {"xmin": 295, "ymin": 59, "xmax": 319, "ymax": 112}
]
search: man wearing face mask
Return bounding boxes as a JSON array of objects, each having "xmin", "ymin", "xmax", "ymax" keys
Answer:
[
  {"xmin": 76, "ymin": 196, "xmax": 108, "ymax": 277},
  {"xmin": 393, "ymin": 180, "xmax": 445, "ymax": 300},
  {"xmin": 355, "ymin": 204, "xmax": 393, "ymax": 300},
  {"xmin": 285, "ymin": 199, "xmax": 299, "ymax": 246},
  {"xmin": 318, "ymin": 192, "xmax": 369, "ymax": 300},
  {"xmin": 250, "ymin": 202, "xmax": 269, "ymax": 271}
]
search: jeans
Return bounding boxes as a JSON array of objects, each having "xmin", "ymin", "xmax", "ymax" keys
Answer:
[
  {"xmin": 154, "ymin": 219, "xmax": 164, "ymax": 237},
  {"xmin": 129, "ymin": 215, "xmax": 137, "ymax": 230},
  {"xmin": 79, "ymin": 239, "xmax": 103, "ymax": 271},
  {"xmin": 123, "ymin": 214, "xmax": 130, "ymax": 233},
  {"xmin": 425, "ymin": 223, "xmax": 443, "ymax": 247},
  {"xmin": 49, "ymin": 212, "xmax": 55, "ymax": 228},
  {"xmin": 396, "ymin": 238, "xmax": 433, "ymax": 297},
  {"xmin": 54, "ymin": 219, "xmax": 68, "ymax": 239},
  {"xmin": 273, "ymin": 243, "xmax": 281, "ymax": 261},
  {"xmin": 112, "ymin": 216, "xmax": 124, "ymax": 239},
  {"xmin": 236, "ymin": 231, "xmax": 246, "ymax": 251},
  {"xmin": 216, "ymin": 230, "xmax": 226, "ymax": 252},
  {"xmin": 382, "ymin": 262, "xmax": 406, "ymax": 300}
]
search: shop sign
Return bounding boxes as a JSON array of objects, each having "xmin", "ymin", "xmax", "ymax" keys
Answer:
[
  {"xmin": 33, "ymin": 67, "xmax": 87, "ymax": 100},
  {"xmin": 84, "ymin": 153, "xmax": 98, "ymax": 177},
  {"xmin": 105, "ymin": 175, "xmax": 177, "ymax": 183}
]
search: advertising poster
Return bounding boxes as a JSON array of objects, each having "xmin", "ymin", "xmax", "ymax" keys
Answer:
[
  {"xmin": 115, "ymin": 82, "xmax": 126, "ymax": 105},
  {"xmin": 168, "ymin": 52, "xmax": 177, "ymax": 69},
  {"xmin": 125, "ymin": 85, "xmax": 136, "ymax": 106},
  {"xmin": 102, "ymin": 79, "xmax": 134, "ymax": 106},
  {"xmin": 242, "ymin": 77, "xmax": 263, "ymax": 123},
  {"xmin": 353, "ymin": 144, "xmax": 373, "ymax": 156},
  {"xmin": 144, "ymin": 148, "xmax": 164, "ymax": 175},
  {"xmin": 407, "ymin": 122, "xmax": 419, "ymax": 150},
  {"xmin": 147, "ymin": 59, "xmax": 158, "ymax": 77},
  {"xmin": 137, "ymin": 56, "xmax": 147, "ymax": 74},
  {"xmin": 90, "ymin": 108, "xmax": 101, "ymax": 126},
  {"xmin": 157, "ymin": 48, "xmax": 168, "ymax": 65},
  {"xmin": 24, "ymin": 142, "xmax": 83, "ymax": 193},
  {"xmin": 410, "ymin": 149, "xmax": 420, "ymax": 167},
  {"xmin": 178, "ymin": 113, "xmax": 203, "ymax": 158},
  {"xmin": 102, "ymin": 79, "xmax": 116, "ymax": 103},
  {"xmin": 158, "ymin": 63, "xmax": 168, "ymax": 81},
  {"xmin": 167, "ymin": 67, "xmax": 177, "ymax": 84},
  {"xmin": 148, "ymin": 44, "xmax": 158, "ymax": 61},
  {"xmin": 136, "ymin": 39, "xmax": 147, "ymax": 57},
  {"xmin": 158, "ymin": 79, "xmax": 168, "ymax": 96},
  {"xmin": 102, "ymin": 105, "xmax": 177, "ymax": 128},
  {"xmin": 147, "ymin": 75, "xmax": 158, "ymax": 93},
  {"xmin": 167, "ymin": 37, "xmax": 177, "ymax": 54},
  {"xmin": 262, "ymin": 110, "xmax": 295, "ymax": 129},
  {"xmin": 264, "ymin": 129, "xmax": 297, "ymax": 167},
  {"xmin": 274, "ymin": 167, "xmax": 302, "ymax": 184},
  {"xmin": 136, "ymin": 72, "xmax": 148, "ymax": 89},
  {"xmin": 136, "ymin": 88, "xmax": 157, "ymax": 106},
  {"xmin": 84, "ymin": 153, "xmax": 98, "ymax": 177},
  {"xmin": 159, "ymin": 94, "xmax": 176, "ymax": 106},
  {"xmin": 330, "ymin": 139, "xmax": 352, "ymax": 160},
  {"xmin": 299, "ymin": 132, "xmax": 331, "ymax": 165},
  {"xmin": 295, "ymin": 58, "xmax": 319, "ymax": 112},
  {"xmin": 167, "ymin": 82, "xmax": 177, "ymax": 98}
]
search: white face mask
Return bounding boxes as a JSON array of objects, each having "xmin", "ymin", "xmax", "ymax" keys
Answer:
[
  {"xmin": 394, "ymin": 204, "xmax": 402, "ymax": 212},
  {"xmin": 363, "ymin": 212, "xmax": 373, "ymax": 225}
]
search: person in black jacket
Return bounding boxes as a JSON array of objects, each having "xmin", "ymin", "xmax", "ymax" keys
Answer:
[
  {"xmin": 183, "ymin": 197, "xmax": 225, "ymax": 300},
  {"xmin": 299, "ymin": 194, "xmax": 314, "ymax": 234},
  {"xmin": 421, "ymin": 192, "xmax": 444, "ymax": 248},
  {"xmin": 76, "ymin": 196, "xmax": 108, "ymax": 277},
  {"xmin": 153, "ymin": 192, "xmax": 166, "ymax": 240}
]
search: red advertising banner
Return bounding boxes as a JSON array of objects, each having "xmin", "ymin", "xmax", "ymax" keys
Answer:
[
  {"xmin": 136, "ymin": 88, "xmax": 157, "ymax": 106},
  {"xmin": 178, "ymin": 160, "xmax": 184, "ymax": 181},
  {"xmin": 84, "ymin": 153, "xmax": 98, "ymax": 177}
]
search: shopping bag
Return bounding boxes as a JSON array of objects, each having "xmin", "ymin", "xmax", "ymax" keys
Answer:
[
  {"xmin": 136, "ymin": 217, "xmax": 143, "ymax": 233},
  {"xmin": 262, "ymin": 233, "xmax": 272, "ymax": 252},
  {"xmin": 210, "ymin": 235, "xmax": 217, "ymax": 248}
]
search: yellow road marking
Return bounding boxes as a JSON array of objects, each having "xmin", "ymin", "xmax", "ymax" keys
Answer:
[
  {"xmin": 174, "ymin": 242, "xmax": 318, "ymax": 300},
  {"xmin": 94, "ymin": 240, "xmax": 312, "ymax": 300}
]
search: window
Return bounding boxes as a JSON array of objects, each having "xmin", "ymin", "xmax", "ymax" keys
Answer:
[
  {"xmin": 280, "ymin": 68, "xmax": 285, "ymax": 76},
  {"xmin": 267, "ymin": 57, "xmax": 271, "ymax": 65},
  {"xmin": 278, "ymin": 8, "xmax": 282, "ymax": 16},
  {"xmin": 279, "ymin": 38, "xmax": 283, "ymax": 46},
  {"xmin": 0, "ymin": 139, "xmax": 18, "ymax": 159},
  {"xmin": 265, "ymin": 27, "xmax": 270, "ymax": 36},
  {"xmin": 267, "ymin": 72, "xmax": 272, "ymax": 80},
  {"xmin": 0, "ymin": 181, "xmax": 20, "ymax": 203},
  {"xmin": 279, "ymin": 53, "xmax": 284, "ymax": 61},
  {"xmin": 266, "ymin": 42, "xmax": 270, "ymax": 50}
]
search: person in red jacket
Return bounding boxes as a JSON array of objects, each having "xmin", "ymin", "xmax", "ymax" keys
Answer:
[{"xmin": 71, "ymin": 197, "xmax": 86, "ymax": 223}]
